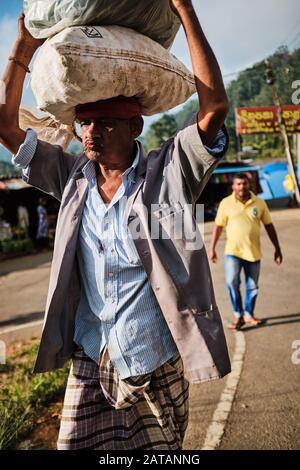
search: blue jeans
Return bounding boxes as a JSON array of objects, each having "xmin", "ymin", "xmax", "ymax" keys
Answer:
[{"xmin": 224, "ymin": 255, "xmax": 261, "ymax": 318}]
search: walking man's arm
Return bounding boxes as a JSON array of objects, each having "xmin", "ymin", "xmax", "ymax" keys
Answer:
[
  {"xmin": 209, "ymin": 224, "xmax": 223, "ymax": 263},
  {"xmin": 264, "ymin": 223, "xmax": 283, "ymax": 265}
]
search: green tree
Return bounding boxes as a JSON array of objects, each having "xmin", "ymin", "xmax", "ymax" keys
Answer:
[
  {"xmin": 144, "ymin": 114, "xmax": 178, "ymax": 151},
  {"xmin": 174, "ymin": 99, "xmax": 198, "ymax": 129}
]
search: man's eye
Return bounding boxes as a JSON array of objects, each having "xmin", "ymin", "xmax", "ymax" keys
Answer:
[
  {"xmin": 80, "ymin": 120, "xmax": 91, "ymax": 127},
  {"xmin": 98, "ymin": 120, "xmax": 114, "ymax": 127}
]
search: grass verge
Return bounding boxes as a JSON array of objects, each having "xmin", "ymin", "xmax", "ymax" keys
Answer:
[{"xmin": 0, "ymin": 339, "xmax": 69, "ymax": 449}]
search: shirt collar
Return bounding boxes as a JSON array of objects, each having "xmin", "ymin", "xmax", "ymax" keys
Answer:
[
  {"xmin": 81, "ymin": 142, "xmax": 140, "ymax": 185},
  {"xmin": 232, "ymin": 191, "xmax": 255, "ymax": 204},
  {"xmin": 122, "ymin": 142, "xmax": 140, "ymax": 184},
  {"xmin": 82, "ymin": 159, "xmax": 97, "ymax": 183}
]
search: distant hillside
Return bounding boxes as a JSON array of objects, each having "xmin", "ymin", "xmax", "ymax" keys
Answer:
[
  {"xmin": 0, "ymin": 145, "xmax": 13, "ymax": 164},
  {"xmin": 0, "ymin": 145, "xmax": 21, "ymax": 179},
  {"xmin": 0, "ymin": 161, "xmax": 21, "ymax": 179},
  {"xmin": 0, "ymin": 137, "xmax": 83, "ymax": 178},
  {"xmin": 144, "ymin": 46, "xmax": 300, "ymax": 158}
]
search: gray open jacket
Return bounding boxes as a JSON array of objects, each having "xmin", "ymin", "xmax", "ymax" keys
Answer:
[{"xmin": 23, "ymin": 115, "xmax": 231, "ymax": 384}]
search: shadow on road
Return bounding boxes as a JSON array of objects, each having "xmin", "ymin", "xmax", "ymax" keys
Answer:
[
  {"xmin": 0, "ymin": 311, "xmax": 44, "ymax": 328},
  {"xmin": 0, "ymin": 251, "xmax": 52, "ymax": 277},
  {"xmin": 241, "ymin": 312, "xmax": 300, "ymax": 332}
]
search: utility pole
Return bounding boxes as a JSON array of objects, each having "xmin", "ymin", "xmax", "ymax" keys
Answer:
[{"xmin": 264, "ymin": 60, "xmax": 300, "ymax": 205}]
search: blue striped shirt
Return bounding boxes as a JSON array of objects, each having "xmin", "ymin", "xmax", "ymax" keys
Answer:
[{"xmin": 74, "ymin": 144, "xmax": 178, "ymax": 378}]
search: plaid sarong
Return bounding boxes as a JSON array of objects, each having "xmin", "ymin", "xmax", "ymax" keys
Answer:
[{"xmin": 57, "ymin": 347, "xmax": 189, "ymax": 450}]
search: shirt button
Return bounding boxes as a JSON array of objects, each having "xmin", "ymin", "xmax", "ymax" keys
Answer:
[
  {"xmin": 110, "ymin": 298, "xmax": 115, "ymax": 303},
  {"xmin": 109, "ymin": 247, "xmax": 114, "ymax": 252},
  {"xmin": 108, "ymin": 272, "xmax": 114, "ymax": 277}
]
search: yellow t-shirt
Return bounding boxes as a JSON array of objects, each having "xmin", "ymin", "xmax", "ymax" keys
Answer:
[{"xmin": 215, "ymin": 192, "xmax": 272, "ymax": 262}]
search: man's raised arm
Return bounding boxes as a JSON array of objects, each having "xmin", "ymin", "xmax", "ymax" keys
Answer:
[
  {"xmin": 0, "ymin": 13, "xmax": 44, "ymax": 154},
  {"xmin": 170, "ymin": 0, "xmax": 229, "ymax": 146}
]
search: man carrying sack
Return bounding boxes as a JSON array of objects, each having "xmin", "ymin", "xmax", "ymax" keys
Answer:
[{"xmin": 0, "ymin": 1, "xmax": 230, "ymax": 450}]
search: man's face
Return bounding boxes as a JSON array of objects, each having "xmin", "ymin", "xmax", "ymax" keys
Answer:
[
  {"xmin": 232, "ymin": 177, "xmax": 251, "ymax": 199},
  {"xmin": 77, "ymin": 117, "xmax": 143, "ymax": 162}
]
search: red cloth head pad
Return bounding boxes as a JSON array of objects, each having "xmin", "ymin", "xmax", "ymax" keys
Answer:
[{"xmin": 75, "ymin": 96, "xmax": 142, "ymax": 120}]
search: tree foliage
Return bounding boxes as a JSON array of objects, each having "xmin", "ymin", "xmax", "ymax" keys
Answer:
[
  {"xmin": 143, "ymin": 114, "xmax": 178, "ymax": 151},
  {"xmin": 143, "ymin": 100, "xmax": 199, "ymax": 152}
]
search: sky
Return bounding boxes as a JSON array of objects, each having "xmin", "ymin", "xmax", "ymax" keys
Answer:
[{"xmin": 0, "ymin": 0, "xmax": 300, "ymax": 135}]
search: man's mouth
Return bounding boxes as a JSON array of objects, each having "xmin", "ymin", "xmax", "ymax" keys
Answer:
[{"xmin": 85, "ymin": 139, "xmax": 104, "ymax": 150}]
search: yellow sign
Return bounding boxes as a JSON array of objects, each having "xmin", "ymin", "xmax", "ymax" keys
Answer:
[{"xmin": 236, "ymin": 106, "xmax": 300, "ymax": 135}]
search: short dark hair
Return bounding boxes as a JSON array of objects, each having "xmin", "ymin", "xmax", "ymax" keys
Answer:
[{"xmin": 233, "ymin": 172, "xmax": 250, "ymax": 183}]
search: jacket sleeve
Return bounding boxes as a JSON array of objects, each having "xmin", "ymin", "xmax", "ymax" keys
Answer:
[
  {"xmin": 13, "ymin": 128, "xmax": 79, "ymax": 201},
  {"xmin": 171, "ymin": 113, "xmax": 229, "ymax": 203}
]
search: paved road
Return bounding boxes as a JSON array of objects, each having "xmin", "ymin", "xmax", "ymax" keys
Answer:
[
  {"xmin": 1, "ymin": 208, "xmax": 299, "ymax": 449},
  {"xmin": 0, "ymin": 251, "xmax": 51, "ymax": 326},
  {"xmin": 186, "ymin": 208, "xmax": 300, "ymax": 450}
]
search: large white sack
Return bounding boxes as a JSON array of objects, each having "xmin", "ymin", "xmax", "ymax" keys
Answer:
[
  {"xmin": 31, "ymin": 25, "xmax": 196, "ymax": 126},
  {"xmin": 24, "ymin": 0, "xmax": 180, "ymax": 49}
]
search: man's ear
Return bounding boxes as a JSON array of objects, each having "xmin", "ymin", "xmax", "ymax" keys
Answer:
[{"xmin": 130, "ymin": 117, "xmax": 144, "ymax": 139}]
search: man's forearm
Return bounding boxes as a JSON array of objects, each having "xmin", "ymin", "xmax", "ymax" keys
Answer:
[
  {"xmin": 1, "ymin": 40, "xmax": 35, "ymax": 125},
  {"xmin": 177, "ymin": 5, "xmax": 227, "ymax": 111},
  {"xmin": 0, "ymin": 13, "xmax": 43, "ymax": 154},
  {"xmin": 174, "ymin": 2, "xmax": 228, "ymax": 145},
  {"xmin": 0, "ymin": 40, "xmax": 36, "ymax": 152}
]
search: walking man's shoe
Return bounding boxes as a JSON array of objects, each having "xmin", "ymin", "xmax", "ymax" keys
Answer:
[
  {"xmin": 244, "ymin": 316, "xmax": 264, "ymax": 326},
  {"xmin": 228, "ymin": 317, "xmax": 245, "ymax": 330}
]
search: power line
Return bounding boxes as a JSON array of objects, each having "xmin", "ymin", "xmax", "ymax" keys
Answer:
[
  {"xmin": 222, "ymin": 18, "xmax": 300, "ymax": 81},
  {"xmin": 223, "ymin": 42, "xmax": 299, "ymax": 81},
  {"xmin": 279, "ymin": 17, "xmax": 300, "ymax": 47},
  {"xmin": 223, "ymin": 70, "xmax": 241, "ymax": 78},
  {"xmin": 288, "ymin": 32, "xmax": 300, "ymax": 48},
  {"xmin": 223, "ymin": 65, "xmax": 261, "ymax": 80}
]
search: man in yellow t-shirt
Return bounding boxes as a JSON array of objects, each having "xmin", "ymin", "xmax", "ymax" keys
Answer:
[{"xmin": 209, "ymin": 172, "xmax": 283, "ymax": 330}]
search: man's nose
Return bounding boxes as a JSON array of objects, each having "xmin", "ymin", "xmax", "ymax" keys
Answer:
[{"xmin": 86, "ymin": 121, "xmax": 96, "ymax": 136}]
